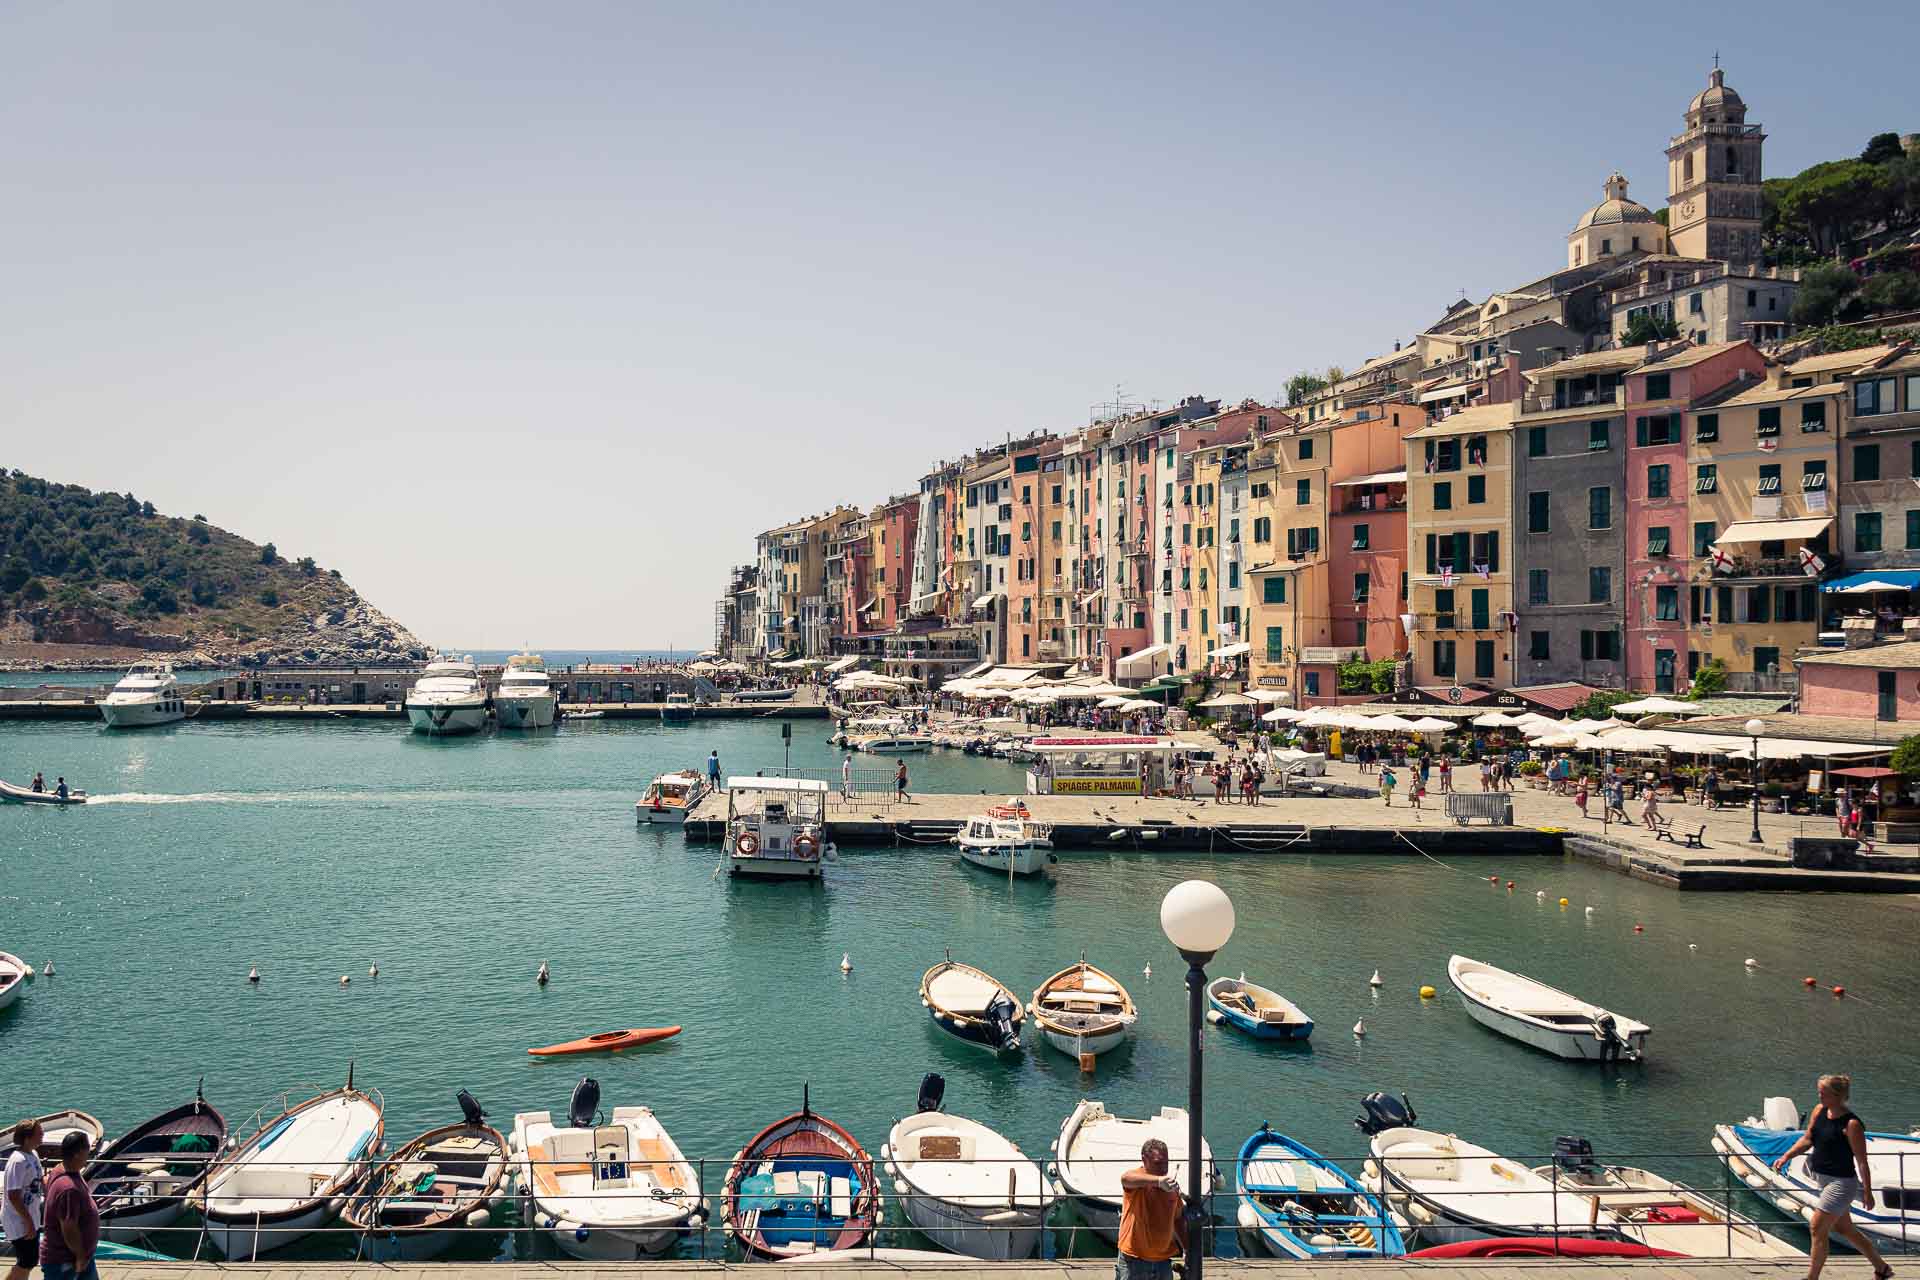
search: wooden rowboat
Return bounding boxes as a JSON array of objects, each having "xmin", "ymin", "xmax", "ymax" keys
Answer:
[{"xmin": 527, "ymin": 1027, "xmax": 682, "ymax": 1057}]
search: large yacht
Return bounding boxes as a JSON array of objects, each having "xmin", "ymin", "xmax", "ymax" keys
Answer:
[
  {"xmin": 405, "ymin": 655, "xmax": 488, "ymax": 735},
  {"xmin": 99, "ymin": 661, "xmax": 187, "ymax": 728},
  {"xmin": 494, "ymin": 652, "xmax": 558, "ymax": 729}
]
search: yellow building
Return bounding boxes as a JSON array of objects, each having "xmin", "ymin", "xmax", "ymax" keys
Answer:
[
  {"xmin": 1244, "ymin": 422, "xmax": 1332, "ymax": 697},
  {"xmin": 1687, "ymin": 356, "xmax": 1845, "ymax": 683},
  {"xmin": 1404, "ymin": 402, "xmax": 1518, "ymax": 688},
  {"xmin": 1178, "ymin": 445, "xmax": 1223, "ymax": 672}
]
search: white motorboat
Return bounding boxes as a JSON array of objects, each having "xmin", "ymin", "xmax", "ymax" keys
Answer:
[
  {"xmin": 0, "ymin": 778, "xmax": 87, "ymax": 804},
  {"xmin": 0, "ymin": 950, "xmax": 32, "ymax": 1011},
  {"xmin": 509, "ymin": 1080, "xmax": 704, "ymax": 1260},
  {"xmin": 660, "ymin": 692, "xmax": 696, "ymax": 723},
  {"xmin": 1531, "ymin": 1137, "xmax": 1803, "ymax": 1259},
  {"xmin": 405, "ymin": 656, "xmax": 488, "ymax": 735},
  {"xmin": 920, "ymin": 960, "xmax": 1024, "ymax": 1054},
  {"xmin": 1713, "ymin": 1096, "xmax": 1920, "ymax": 1251},
  {"xmin": 723, "ymin": 777, "xmax": 836, "ymax": 880},
  {"xmin": 1051, "ymin": 1100, "xmax": 1217, "ymax": 1244},
  {"xmin": 882, "ymin": 1078, "xmax": 1048, "ymax": 1260},
  {"xmin": 1030, "ymin": 961, "xmax": 1137, "ymax": 1059},
  {"xmin": 342, "ymin": 1093, "xmax": 508, "ymax": 1262},
  {"xmin": 1366, "ymin": 1124, "xmax": 1620, "ymax": 1242},
  {"xmin": 494, "ymin": 653, "xmax": 557, "ymax": 729},
  {"xmin": 201, "ymin": 1079, "xmax": 385, "ymax": 1259},
  {"xmin": 636, "ymin": 770, "xmax": 710, "ymax": 824},
  {"xmin": 844, "ymin": 717, "xmax": 932, "ymax": 752},
  {"xmin": 1447, "ymin": 954, "xmax": 1648, "ymax": 1062},
  {"xmin": 954, "ymin": 801, "xmax": 1054, "ymax": 877},
  {"xmin": 100, "ymin": 662, "xmax": 187, "ymax": 728}
]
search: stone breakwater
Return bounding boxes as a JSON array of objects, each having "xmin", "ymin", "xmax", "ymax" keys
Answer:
[{"xmin": 0, "ymin": 596, "xmax": 424, "ymax": 671}]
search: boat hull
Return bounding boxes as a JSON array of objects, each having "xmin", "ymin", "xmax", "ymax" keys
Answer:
[
  {"xmin": 1039, "ymin": 1021, "xmax": 1129, "ymax": 1057},
  {"xmin": 958, "ymin": 843, "xmax": 1050, "ymax": 876},
  {"xmin": 729, "ymin": 856, "xmax": 822, "ymax": 880},
  {"xmin": 100, "ymin": 700, "xmax": 185, "ymax": 728},
  {"xmin": 927, "ymin": 1008, "xmax": 1019, "ymax": 1055},
  {"xmin": 899, "ymin": 1190, "xmax": 1040, "ymax": 1260},
  {"xmin": 406, "ymin": 703, "xmax": 488, "ymax": 735},
  {"xmin": 636, "ymin": 803, "xmax": 696, "ymax": 824},
  {"xmin": 1453, "ymin": 987, "xmax": 1647, "ymax": 1060},
  {"xmin": 355, "ymin": 1225, "xmax": 464, "ymax": 1263},
  {"xmin": 494, "ymin": 696, "xmax": 557, "ymax": 729},
  {"xmin": 1713, "ymin": 1123, "xmax": 1920, "ymax": 1250},
  {"xmin": 530, "ymin": 1210, "xmax": 691, "ymax": 1260},
  {"xmin": 204, "ymin": 1197, "xmax": 349, "ymax": 1260}
]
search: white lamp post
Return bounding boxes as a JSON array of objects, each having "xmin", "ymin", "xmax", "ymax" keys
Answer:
[
  {"xmin": 1159, "ymin": 880, "xmax": 1235, "ymax": 1280},
  {"xmin": 1746, "ymin": 717, "xmax": 1766, "ymax": 843}
]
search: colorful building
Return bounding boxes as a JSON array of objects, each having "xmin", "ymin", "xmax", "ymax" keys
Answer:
[{"xmin": 1404, "ymin": 401, "xmax": 1518, "ymax": 689}]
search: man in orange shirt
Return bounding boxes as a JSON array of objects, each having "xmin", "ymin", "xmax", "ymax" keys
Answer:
[{"xmin": 1116, "ymin": 1138, "xmax": 1185, "ymax": 1280}]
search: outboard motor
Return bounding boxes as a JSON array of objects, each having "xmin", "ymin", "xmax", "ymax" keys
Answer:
[
  {"xmin": 458, "ymin": 1090, "xmax": 486, "ymax": 1127},
  {"xmin": 1552, "ymin": 1135, "xmax": 1599, "ymax": 1178},
  {"xmin": 984, "ymin": 993, "xmax": 1021, "ymax": 1053},
  {"xmin": 916, "ymin": 1072, "xmax": 946, "ymax": 1114},
  {"xmin": 569, "ymin": 1077, "xmax": 602, "ymax": 1130},
  {"xmin": 1592, "ymin": 1013, "xmax": 1629, "ymax": 1062},
  {"xmin": 1354, "ymin": 1091, "xmax": 1417, "ymax": 1136}
]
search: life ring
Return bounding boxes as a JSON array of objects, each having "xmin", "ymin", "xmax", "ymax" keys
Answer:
[
  {"xmin": 794, "ymin": 833, "xmax": 820, "ymax": 859},
  {"xmin": 734, "ymin": 831, "xmax": 760, "ymax": 856}
]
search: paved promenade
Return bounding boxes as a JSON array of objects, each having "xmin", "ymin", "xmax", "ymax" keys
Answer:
[{"xmin": 95, "ymin": 1259, "xmax": 1875, "ymax": 1278}]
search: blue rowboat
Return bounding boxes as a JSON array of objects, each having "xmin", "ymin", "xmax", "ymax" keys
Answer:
[
  {"xmin": 1207, "ymin": 976, "xmax": 1312, "ymax": 1040},
  {"xmin": 1235, "ymin": 1126, "xmax": 1405, "ymax": 1259}
]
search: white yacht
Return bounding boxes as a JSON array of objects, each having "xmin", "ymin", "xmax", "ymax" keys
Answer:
[
  {"xmin": 100, "ymin": 661, "xmax": 187, "ymax": 728},
  {"xmin": 494, "ymin": 652, "xmax": 558, "ymax": 729},
  {"xmin": 405, "ymin": 656, "xmax": 488, "ymax": 735}
]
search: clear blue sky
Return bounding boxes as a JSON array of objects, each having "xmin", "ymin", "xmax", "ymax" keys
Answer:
[{"xmin": 2, "ymin": 3, "xmax": 1908, "ymax": 648}]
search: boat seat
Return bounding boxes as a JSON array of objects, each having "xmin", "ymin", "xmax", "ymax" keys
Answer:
[
  {"xmin": 829, "ymin": 1177, "xmax": 852, "ymax": 1218},
  {"xmin": 225, "ymin": 1167, "xmax": 321, "ymax": 1200}
]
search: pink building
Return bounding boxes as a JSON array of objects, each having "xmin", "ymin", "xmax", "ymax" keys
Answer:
[
  {"xmin": 1327, "ymin": 401, "xmax": 1427, "ymax": 658},
  {"xmin": 1623, "ymin": 341, "xmax": 1766, "ymax": 693},
  {"xmin": 1796, "ymin": 642, "xmax": 1920, "ymax": 722}
]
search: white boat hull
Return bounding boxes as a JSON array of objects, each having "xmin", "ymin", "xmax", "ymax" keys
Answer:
[
  {"xmin": 494, "ymin": 695, "xmax": 557, "ymax": 729},
  {"xmin": 406, "ymin": 703, "xmax": 488, "ymax": 735},
  {"xmin": 959, "ymin": 844, "xmax": 1050, "ymax": 876},
  {"xmin": 532, "ymin": 1211, "xmax": 686, "ymax": 1260},
  {"xmin": 100, "ymin": 699, "xmax": 186, "ymax": 728},
  {"xmin": 729, "ymin": 855, "xmax": 823, "ymax": 880},
  {"xmin": 204, "ymin": 1197, "xmax": 345, "ymax": 1260},
  {"xmin": 1713, "ymin": 1125, "xmax": 1919, "ymax": 1251},
  {"xmin": 1454, "ymin": 992, "xmax": 1647, "ymax": 1061},
  {"xmin": 637, "ymin": 803, "xmax": 695, "ymax": 825},
  {"xmin": 100, "ymin": 1198, "xmax": 190, "ymax": 1244},
  {"xmin": 355, "ymin": 1225, "xmax": 462, "ymax": 1263},
  {"xmin": 898, "ymin": 1197, "xmax": 1040, "ymax": 1262},
  {"xmin": 1448, "ymin": 956, "xmax": 1648, "ymax": 1061},
  {"xmin": 1040, "ymin": 1021, "xmax": 1129, "ymax": 1058}
]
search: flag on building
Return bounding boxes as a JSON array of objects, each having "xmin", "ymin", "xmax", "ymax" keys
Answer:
[
  {"xmin": 1440, "ymin": 566, "xmax": 1454, "ymax": 587},
  {"xmin": 1708, "ymin": 544, "xmax": 1734, "ymax": 574},
  {"xmin": 1759, "ymin": 437, "xmax": 1778, "ymax": 452},
  {"xmin": 1799, "ymin": 546, "xmax": 1826, "ymax": 577},
  {"xmin": 1475, "ymin": 562, "xmax": 1490, "ymax": 580}
]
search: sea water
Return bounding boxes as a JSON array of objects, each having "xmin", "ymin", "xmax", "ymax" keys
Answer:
[{"xmin": 3, "ymin": 716, "xmax": 1917, "ymax": 1257}]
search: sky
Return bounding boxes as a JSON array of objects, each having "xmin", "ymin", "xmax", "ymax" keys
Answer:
[{"xmin": 2, "ymin": 3, "xmax": 1911, "ymax": 649}]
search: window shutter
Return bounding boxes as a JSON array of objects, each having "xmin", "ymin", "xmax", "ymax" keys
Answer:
[
  {"xmin": 1426, "ymin": 534, "xmax": 1437, "ymax": 575},
  {"xmin": 1487, "ymin": 531, "xmax": 1499, "ymax": 574},
  {"xmin": 1635, "ymin": 416, "xmax": 1648, "ymax": 447},
  {"xmin": 1580, "ymin": 630, "xmax": 1593, "ymax": 661}
]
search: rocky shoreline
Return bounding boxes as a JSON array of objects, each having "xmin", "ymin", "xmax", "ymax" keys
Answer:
[{"xmin": 0, "ymin": 597, "xmax": 426, "ymax": 672}]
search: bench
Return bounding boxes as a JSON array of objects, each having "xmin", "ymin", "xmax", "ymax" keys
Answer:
[
  {"xmin": 1651, "ymin": 815, "xmax": 1675, "ymax": 841},
  {"xmin": 1682, "ymin": 824, "xmax": 1708, "ymax": 848}
]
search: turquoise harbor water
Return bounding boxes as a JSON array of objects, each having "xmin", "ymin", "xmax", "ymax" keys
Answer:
[{"xmin": 4, "ymin": 716, "xmax": 1919, "ymax": 1257}]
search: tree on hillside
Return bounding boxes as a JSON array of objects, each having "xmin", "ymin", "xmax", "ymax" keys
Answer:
[
  {"xmin": 259, "ymin": 542, "xmax": 278, "ymax": 565},
  {"xmin": 1792, "ymin": 263, "xmax": 1863, "ymax": 326},
  {"xmin": 1623, "ymin": 312, "xmax": 1679, "ymax": 345},
  {"xmin": 297, "ymin": 556, "xmax": 317, "ymax": 577},
  {"xmin": 1777, "ymin": 160, "xmax": 1892, "ymax": 256},
  {"xmin": 1861, "ymin": 271, "xmax": 1920, "ymax": 314},
  {"xmin": 1285, "ymin": 372, "xmax": 1328, "ymax": 406},
  {"xmin": 1862, "ymin": 133, "xmax": 1906, "ymax": 166}
]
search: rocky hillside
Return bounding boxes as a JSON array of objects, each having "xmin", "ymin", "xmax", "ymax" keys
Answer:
[{"xmin": 0, "ymin": 470, "xmax": 424, "ymax": 669}]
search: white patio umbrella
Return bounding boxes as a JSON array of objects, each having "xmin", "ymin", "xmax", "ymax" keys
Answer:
[
  {"xmin": 1408, "ymin": 717, "xmax": 1456, "ymax": 733},
  {"xmin": 1120, "ymin": 699, "xmax": 1160, "ymax": 712},
  {"xmin": 1097, "ymin": 696, "xmax": 1128, "ymax": 709},
  {"xmin": 1198, "ymin": 693, "xmax": 1257, "ymax": 708},
  {"xmin": 1261, "ymin": 707, "xmax": 1305, "ymax": 723},
  {"xmin": 1612, "ymin": 696, "xmax": 1700, "ymax": 715},
  {"xmin": 1471, "ymin": 711, "xmax": 1518, "ymax": 727},
  {"xmin": 1246, "ymin": 689, "xmax": 1291, "ymax": 704},
  {"xmin": 1365, "ymin": 714, "xmax": 1422, "ymax": 731}
]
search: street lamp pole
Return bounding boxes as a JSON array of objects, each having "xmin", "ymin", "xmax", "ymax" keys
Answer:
[
  {"xmin": 1746, "ymin": 717, "xmax": 1766, "ymax": 843},
  {"xmin": 1160, "ymin": 881, "xmax": 1236, "ymax": 1280}
]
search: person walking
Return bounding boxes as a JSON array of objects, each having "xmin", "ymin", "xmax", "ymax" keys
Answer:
[
  {"xmin": 1574, "ymin": 779, "xmax": 1589, "ymax": 819},
  {"xmin": 1703, "ymin": 766, "xmax": 1720, "ymax": 809},
  {"xmin": 1640, "ymin": 787, "xmax": 1661, "ymax": 832},
  {"xmin": 840, "ymin": 755, "xmax": 853, "ymax": 800},
  {"xmin": 1379, "ymin": 765, "xmax": 1397, "ymax": 807},
  {"xmin": 1438, "ymin": 758, "xmax": 1452, "ymax": 793},
  {"xmin": 1770, "ymin": 1075, "xmax": 1894, "ymax": 1280},
  {"xmin": 894, "ymin": 760, "xmax": 910, "ymax": 803},
  {"xmin": 1115, "ymin": 1139, "xmax": 1185, "ymax": 1280},
  {"xmin": 706, "ymin": 750, "xmax": 722, "ymax": 793},
  {"xmin": 5, "ymin": 1122, "xmax": 43, "ymax": 1280},
  {"xmin": 36, "ymin": 1133, "xmax": 95, "ymax": 1280}
]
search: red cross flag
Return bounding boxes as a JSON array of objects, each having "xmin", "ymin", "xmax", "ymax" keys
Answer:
[
  {"xmin": 1708, "ymin": 544, "xmax": 1734, "ymax": 574},
  {"xmin": 1440, "ymin": 566, "xmax": 1454, "ymax": 587},
  {"xmin": 1799, "ymin": 546, "xmax": 1826, "ymax": 577}
]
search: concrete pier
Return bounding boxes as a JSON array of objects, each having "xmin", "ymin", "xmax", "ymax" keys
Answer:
[{"xmin": 0, "ymin": 699, "xmax": 828, "ymax": 722}]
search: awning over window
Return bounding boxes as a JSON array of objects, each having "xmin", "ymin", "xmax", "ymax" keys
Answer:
[
  {"xmin": 1333, "ymin": 470, "xmax": 1408, "ymax": 487},
  {"xmin": 824, "ymin": 655, "xmax": 861, "ymax": 672},
  {"xmin": 956, "ymin": 660, "xmax": 994, "ymax": 678},
  {"xmin": 859, "ymin": 598, "xmax": 878, "ymax": 614},
  {"xmin": 1823, "ymin": 569, "xmax": 1920, "ymax": 594},
  {"xmin": 1209, "ymin": 642, "xmax": 1251, "ymax": 659},
  {"xmin": 1076, "ymin": 588, "xmax": 1104, "ymax": 606},
  {"xmin": 1115, "ymin": 643, "xmax": 1171, "ymax": 677},
  {"xmin": 970, "ymin": 593, "xmax": 996, "ymax": 609},
  {"xmin": 1419, "ymin": 384, "xmax": 1473, "ymax": 403},
  {"xmin": 1713, "ymin": 517, "xmax": 1832, "ymax": 546}
]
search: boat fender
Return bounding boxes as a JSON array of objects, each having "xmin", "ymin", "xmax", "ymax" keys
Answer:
[
  {"xmin": 1744, "ymin": 1174, "xmax": 1766, "ymax": 1189},
  {"xmin": 576, "ymin": 1227, "xmax": 591, "ymax": 1242},
  {"xmin": 1362, "ymin": 1161, "xmax": 1379, "ymax": 1181},
  {"xmin": 893, "ymin": 1179, "xmax": 909, "ymax": 1198},
  {"xmin": 1310, "ymin": 1233, "xmax": 1337, "ymax": 1248},
  {"xmin": 1800, "ymin": 1205, "xmax": 1816, "ymax": 1223},
  {"xmin": 1236, "ymin": 1203, "xmax": 1260, "ymax": 1231},
  {"xmin": 1206, "ymin": 1010, "xmax": 1224, "ymax": 1025},
  {"xmin": 1407, "ymin": 1201, "xmax": 1434, "ymax": 1225},
  {"xmin": 468, "ymin": 1208, "xmax": 490, "ymax": 1229}
]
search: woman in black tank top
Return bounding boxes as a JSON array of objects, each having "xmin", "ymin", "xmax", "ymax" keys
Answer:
[{"xmin": 1769, "ymin": 1074, "xmax": 1892, "ymax": 1280}]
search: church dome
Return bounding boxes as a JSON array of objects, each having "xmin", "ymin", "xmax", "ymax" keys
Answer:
[
  {"xmin": 1689, "ymin": 67, "xmax": 1744, "ymax": 116},
  {"xmin": 1573, "ymin": 172, "xmax": 1657, "ymax": 231}
]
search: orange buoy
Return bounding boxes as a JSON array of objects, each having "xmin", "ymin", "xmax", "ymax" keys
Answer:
[
  {"xmin": 1633, "ymin": 924, "xmax": 1644, "ymax": 933},
  {"xmin": 1832, "ymin": 986, "xmax": 1845, "ymax": 997},
  {"xmin": 528, "ymin": 1026, "xmax": 682, "ymax": 1056},
  {"xmin": 1506, "ymin": 881, "xmax": 1515, "ymax": 890},
  {"xmin": 1804, "ymin": 977, "xmax": 1818, "ymax": 987}
]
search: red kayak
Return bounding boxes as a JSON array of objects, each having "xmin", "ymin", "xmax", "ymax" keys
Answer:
[
  {"xmin": 1409, "ymin": 1238, "xmax": 1685, "ymax": 1259},
  {"xmin": 527, "ymin": 1026, "xmax": 682, "ymax": 1056}
]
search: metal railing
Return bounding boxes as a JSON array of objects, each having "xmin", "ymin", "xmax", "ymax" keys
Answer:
[{"xmin": 87, "ymin": 1145, "xmax": 1913, "ymax": 1262}]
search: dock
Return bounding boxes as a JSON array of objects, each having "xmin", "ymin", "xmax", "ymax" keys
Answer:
[{"xmin": 94, "ymin": 1258, "xmax": 1889, "ymax": 1279}]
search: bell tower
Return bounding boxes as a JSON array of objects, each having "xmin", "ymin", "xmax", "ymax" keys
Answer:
[{"xmin": 1666, "ymin": 64, "xmax": 1765, "ymax": 264}]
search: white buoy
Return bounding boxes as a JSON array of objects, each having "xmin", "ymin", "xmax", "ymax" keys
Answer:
[
  {"xmin": 1536, "ymin": 890, "xmax": 1546, "ymax": 900},
  {"xmin": 1585, "ymin": 906, "xmax": 1595, "ymax": 916},
  {"xmin": 840, "ymin": 952, "xmax": 852, "ymax": 974},
  {"xmin": 1353, "ymin": 1019, "xmax": 1366, "ymax": 1037},
  {"xmin": 368, "ymin": 963, "xmax": 379, "ymax": 979},
  {"xmin": 536, "ymin": 962, "xmax": 550, "ymax": 986},
  {"xmin": 1744, "ymin": 958, "xmax": 1758, "ymax": 969},
  {"xmin": 339, "ymin": 975, "xmax": 350, "ymax": 987},
  {"xmin": 1143, "ymin": 964, "xmax": 1152, "ymax": 980},
  {"xmin": 1369, "ymin": 970, "xmax": 1383, "ymax": 987},
  {"xmin": 43, "ymin": 960, "xmax": 54, "ymax": 976},
  {"xmin": 247, "ymin": 967, "xmax": 259, "ymax": 984},
  {"xmin": 1688, "ymin": 944, "xmax": 1698, "ymax": 952}
]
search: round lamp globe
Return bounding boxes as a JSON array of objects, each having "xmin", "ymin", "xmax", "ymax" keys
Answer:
[
  {"xmin": 1744, "ymin": 718, "xmax": 1766, "ymax": 738},
  {"xmin": 1160, "ymin": 879, "xmax": 1235, "ymax": 958}
]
